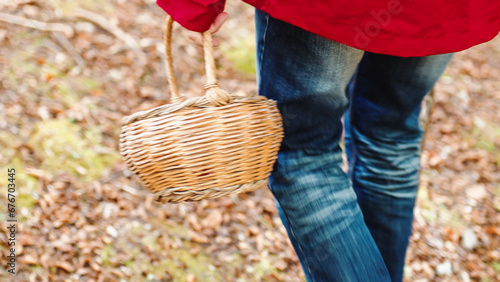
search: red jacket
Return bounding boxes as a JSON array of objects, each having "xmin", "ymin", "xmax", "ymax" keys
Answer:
[{"xmin": 157, "ymin": 0, "xmax": 500, "ymax": 57}]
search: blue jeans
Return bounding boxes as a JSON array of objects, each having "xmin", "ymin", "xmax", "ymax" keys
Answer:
[{"xmin": 256, "ymin": 10, "xmax": 452, "ymax": 282}]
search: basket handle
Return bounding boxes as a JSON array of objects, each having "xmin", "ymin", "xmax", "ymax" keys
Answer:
[{"xmin": 165, "ymin": 15, "xmax": 233, "ymax": 106}]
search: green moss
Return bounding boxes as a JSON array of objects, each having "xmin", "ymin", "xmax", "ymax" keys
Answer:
[
  {"xmin": 0, "ymin": 158, "xmax": 39, "ymax": 219},
  {"xmin": 154, "ymin": 258, "xmax": 185, "ymax": 281},
  {"xmin": 47, "ymin": 0, "xmax": 113, "ymax": 15},
  {"xmin": 17, "ymin": 191, "xmax": 37, "ymax": 210},
  {"xmin": 491, "ymin": 261, "xmax": 500, "ymax": 273},
  {"xmin": 122, "ymin": 252, "xmax": 150, "ymax": 276},
  {"xmin": 420, "ymin": 205, "xmax": 437, "ymax": 223},
  {"xmin": 76, "ymin": 77, "xmax": 101, "ymax": 92},
  {"xmin": 29, "ymin": 265, "xmax": 46, "ymax": 277},
  {"xmin": 27, "ymin": 119, "xmax": 120, "ymax": 182},
  {"xmin": 437, "ymin": 205, "xmax": 466, "ymax": 228},
  {"xmin": 141, "ymin": 232, "xmax": 162, "ymax": 252},
  {"xmin": 124, "ymin": 221, "xmax": 148, "ymax": 236},
  {"xmin": 119, "ymin": 239, "xmax": 221, "ymax": 281},
  {"xmin": 0, "ymin": 131, "xmax": 18, "ymax": 166},
  {"xmin": 150, "ymin": 218, "xmax": 189, "ymax": 239},
  {"xmin": 9, "ymin": 45, "xmax": 35, "ymax": 63},
  {"xmin": 224, "ymin": 253, "xmax": 244, "ymax": 269},
  {"xmin": 417, "ymin": 185, "xmax": 436, "ymax": 221},
  {"xmin": 121, "ymin": 246, "xmax": 142, "ymax": 267},
  {"xmin": 481, "ymin": 276, "xmax": 492, "ymax": 282},
  {"xmin": 99, "ymin": 244, "xmax": 115, "ymax": 267},
  {"xmin": 247, "ymin": 254, "xmax": 287, "ymax": 279},
  {"xmin": 221, "ymin": 36, "xmax": 256, "ymax": 74},
  {"xmin": 123, "ymin": 219, "xmax": 222, "ymax": 281},
  {"xmin": 471, "ymin": 122, "xmax": 500, "ymax": 167},
  {"xmin": 418, "ymin": 185, "xmax": 467, "ymax": 227},
  {"xmin": 253, "ymin": 257, "xmax": 272, "ymax": 277},
  {"xmin": 170, "ymin": 248, "xmax": 221, "ymax": 281},
  {"xmin": 55, "ymin": 81, "xmax": 79, "ymax": 106}
]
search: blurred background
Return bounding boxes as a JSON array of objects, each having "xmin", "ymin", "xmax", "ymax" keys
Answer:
[{"xmin": 0, "ymin": 0, "xmax": 499, "ymax": 281}]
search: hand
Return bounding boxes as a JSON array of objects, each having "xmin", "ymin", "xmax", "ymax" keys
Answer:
[{"xmin": 184, "ymin": 12, "xmax": 228, "ymax": 47}]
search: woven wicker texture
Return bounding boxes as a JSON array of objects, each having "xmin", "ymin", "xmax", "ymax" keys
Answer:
[{"xmin": 119, "ymin": 16, "xmax": 283, "ymax": 203}]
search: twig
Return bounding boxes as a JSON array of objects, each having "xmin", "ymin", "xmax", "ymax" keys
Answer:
[
  {"xmin": 0, "ymin": 0, "xmax": 36, "ymax": 9},
  {"xmin": 120, "ymin": 184, "xmax": 139, "ymax": 196},
  {"xmin": 51, "ymin": 31, "xmax": 86, "ymax": 68},
  {"xmin": 73, "ymin": 8, "xmax": 146, "ymax": 60},
  {"xmin": 0, "ymin": 12, "xmax": 74, "ymax": 37}
]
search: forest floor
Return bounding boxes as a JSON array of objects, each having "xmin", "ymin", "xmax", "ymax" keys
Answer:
[{"xmin": 0, "ymin": 0, "xmax": 499, "ymax": 281}]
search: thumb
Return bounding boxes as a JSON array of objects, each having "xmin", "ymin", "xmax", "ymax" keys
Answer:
[{"xmin": 209, "ymin": 12, "xmax": 228, "ymax": 34}]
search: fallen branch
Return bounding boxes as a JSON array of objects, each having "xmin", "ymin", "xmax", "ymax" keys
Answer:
[
  {"xmin": 0, "ymin": 0, "xmax": 36, "ymax": 9},
  {"xmin": 73, "ymin": 8, "xmax": 146, "ymax": 60},
  {"xmin": 51, "ymin": 31, "xmax": 86, "ymax": 68},
  {"xmin": 0, "ymin": 12, "xmax": 74, "ymax": 37}
]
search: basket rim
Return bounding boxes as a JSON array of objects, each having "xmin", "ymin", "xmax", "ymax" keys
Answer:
[
  {"xmin": 153, "ymin": 178, "xmax": 269, "ymax": 203},
  {"xmin": 121, "ymin": 94, "xmax": 276, "ymax": 126}
]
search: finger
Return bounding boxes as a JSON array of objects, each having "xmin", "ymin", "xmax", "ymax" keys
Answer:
[
  {"xmin": 186, "ymin": 32, "xmax": 203, "ymax": 46},
  {"xmin": 209, "ymin": 12, "xmax": 228, "ymax": 34},
  {"xmin": 212, "ymin": 37, "xmax": 220, "ymax": 47},
  {"xmin": 187, "ymin": 32, "xmax": 221, "ymax": 47}
]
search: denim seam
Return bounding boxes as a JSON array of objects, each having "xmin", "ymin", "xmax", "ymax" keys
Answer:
[
  {"xmin": 258, "ymin": 13, "xmax": 315, "ymax": 278},
  {"xmin": 258, "ymin": 12, "xmax": 270, "ymax": 71},
  {"xmin": 272, "ymin": 189, "xmax": 316, "ymax": 281},
  {"xmin": 347, "ymin": 74, "xmax": 359, "ymax": 181}
]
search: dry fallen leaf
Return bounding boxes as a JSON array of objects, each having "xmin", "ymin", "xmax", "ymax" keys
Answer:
[
  {"xmin": 188, "ymin": 230, "xmax": 209, "ymax": 244},
  {"xmin": 54, "ymin": 261, "xmax": 75, "ymax": 273},
  {"xmin": 203, "ymin": 209, "xmax": 223, "ymax": 229}
]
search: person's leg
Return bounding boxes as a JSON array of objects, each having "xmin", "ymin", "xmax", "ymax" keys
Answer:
[
  {"xmin": 256, "ymin": 10, "xmax": 391, "ymax": 281},
  {"xmin": 344, "ymin": 52, "xmax": 453, "ymax": 281}
]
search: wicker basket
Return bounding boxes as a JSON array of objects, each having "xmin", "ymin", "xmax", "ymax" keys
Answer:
[{"xmin": 119, "ymin": 16, "xmax": 283, "ymax": 204}]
